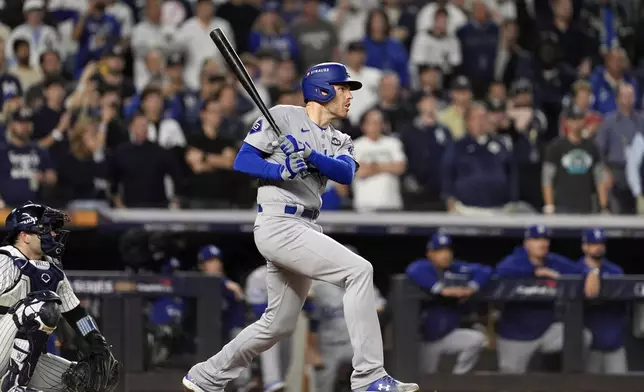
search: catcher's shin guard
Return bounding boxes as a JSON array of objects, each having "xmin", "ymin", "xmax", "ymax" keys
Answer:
[{"xmin": 1, "ymin": 291, "xmax": 62, "ymax": 392}]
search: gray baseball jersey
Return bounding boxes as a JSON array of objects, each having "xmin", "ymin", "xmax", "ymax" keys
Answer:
[
  {"xmin": 243, "ymin": 105, "xmax": 355, "ymax": 210},
  {"xmin": 0, "ymin": 245, "xmax": 79, "ymax": 391}
]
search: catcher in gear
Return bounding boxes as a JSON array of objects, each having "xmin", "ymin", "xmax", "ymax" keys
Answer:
[{"xmin": 0, "ymin": 202, "xmax": 120, "ymax": 392}]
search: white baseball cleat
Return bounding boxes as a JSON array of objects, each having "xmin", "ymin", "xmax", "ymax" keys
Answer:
[
  {"xmin": 182, "ymin": 375, "xmax": 207, "ymax": 392},
  {"xmin": 264, "ymin": 380, "xmax": 285, "ymax": 392}
]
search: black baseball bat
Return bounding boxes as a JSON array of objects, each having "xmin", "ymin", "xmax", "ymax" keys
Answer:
[{"xmin": 209, "ymin": 28, "xmax": 281, "ymax": 138}]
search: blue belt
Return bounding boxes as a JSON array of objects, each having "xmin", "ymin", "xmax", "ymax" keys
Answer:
[{"xmin": 258, "ymin": 204, "xmax": 320, "ymax": 220}]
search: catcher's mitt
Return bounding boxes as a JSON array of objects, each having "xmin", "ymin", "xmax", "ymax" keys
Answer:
[{"xmin": 62, "ymin": 333, "xmax": 121, "ymax": 392}]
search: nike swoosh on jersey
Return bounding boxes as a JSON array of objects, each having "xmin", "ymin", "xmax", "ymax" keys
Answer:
[{"xmin": 301, "ymin": 128, "xmax": 310, "ymax": 133}]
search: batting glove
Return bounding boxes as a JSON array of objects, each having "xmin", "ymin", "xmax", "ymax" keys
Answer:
[
  {"xmin": 277, "ymin": 135, "xmax": 312, "ymax": 159},
  {"xmin": 280, "ymin": 152, "xmax": 308, "ymax": 180}
]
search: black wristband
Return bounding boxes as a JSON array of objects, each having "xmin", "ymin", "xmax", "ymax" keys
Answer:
[{"xmin": 63, "ymin": 304, "xmax": 100, "ymax": 337}]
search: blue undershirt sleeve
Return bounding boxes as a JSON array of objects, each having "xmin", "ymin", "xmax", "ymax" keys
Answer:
[
  {"xmin": 308, "ymin": 152, "xmax": 356, "ymax": 185},
  {"xmin": 233, "ymin": 143, "xmax": 283, "ymax": 181}
]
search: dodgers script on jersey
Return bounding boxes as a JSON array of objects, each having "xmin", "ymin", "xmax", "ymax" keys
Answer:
[
  {"xmin": 0, "ymin": 245, "xmax": 80, "ymax": 312},
  {"xmin": 244, "ymin": 105, "xmax": 355, "ymax": 210}
]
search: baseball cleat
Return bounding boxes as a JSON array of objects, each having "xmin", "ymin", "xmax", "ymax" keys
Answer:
[
  {"xmin": 264, "ymin": 381, "xmax": 285, "ymax": 392},
  {"xmin": 182, "ymin": 375, "xmax": 206, "ymax": 392},
  {"xmin": 354, "ymin": 375, "xmax": 420, "ymax": 392}
]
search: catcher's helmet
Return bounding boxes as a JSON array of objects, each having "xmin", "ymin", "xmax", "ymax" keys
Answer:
[
  {"xmin": 301, "ymin": 62, "xmax": 362, "ymax": 103},
  {"xmin": 3, "ymin": 201, "xmax": 70, "ymax": 257}
]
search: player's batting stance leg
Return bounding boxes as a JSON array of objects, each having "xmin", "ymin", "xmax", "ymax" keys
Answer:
[{"xmin": 183, "ymin": 63, "xmax": 419, "ymax": 392}]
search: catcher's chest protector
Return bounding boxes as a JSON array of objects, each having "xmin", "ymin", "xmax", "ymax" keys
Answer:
[{"xmin": 0, "ymin": 247, "xmax": 65, "ymax": 311}]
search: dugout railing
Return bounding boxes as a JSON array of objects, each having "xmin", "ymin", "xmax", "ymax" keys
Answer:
[
  {"xmin": 65, "ymin": 271, "xmax": 222, "ymax": 392},
  {"xmin": 390, "ymin": 274, "xmax": 644, "ymax": 391}
]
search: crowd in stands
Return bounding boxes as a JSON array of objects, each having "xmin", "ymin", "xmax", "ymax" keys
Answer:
[{"xmin": 0, "ymin": 0, "xmax": 643, "ymax": 215}]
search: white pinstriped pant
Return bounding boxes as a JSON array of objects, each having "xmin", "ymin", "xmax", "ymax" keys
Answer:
[{"xmin": 0, "ymin": 314, "xmax": 73, "ymax": 391}]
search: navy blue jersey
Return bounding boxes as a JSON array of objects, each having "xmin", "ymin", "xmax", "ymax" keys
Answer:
[
  {"xmin": 495, "ymin": 247, "xmax": 587, "ymax": 340},
  {"xmin": 406, "ymin": 259, "xmax": 492, "ymax": 341},
  {"xmin": 0, "ymin": 141, "xmax": 54, "ymax": 206},
  {"xmin": 578, "ymin": 258, "xmax": 628, "ymax": 351}
]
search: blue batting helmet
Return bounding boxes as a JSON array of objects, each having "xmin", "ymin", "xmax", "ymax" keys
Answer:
[{"xmin": 301, "ymin": 62, "xmax": 362, "ymax": 103}]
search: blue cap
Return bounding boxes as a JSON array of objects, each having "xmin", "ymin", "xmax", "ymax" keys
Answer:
[
  {"xmin": 582, "ymin": 228, "xmax": 605, "ymax": 243},
  {"xmin": 525, "ymin": 224, "xmax": 549, "ymax": 239},
  {"xmin": 427, "ymin": 233, "xmax": 451, "ymax": 251},
  {"xmin": 197, "ymin": 245, "xmax": 222, "ymax": 263}
]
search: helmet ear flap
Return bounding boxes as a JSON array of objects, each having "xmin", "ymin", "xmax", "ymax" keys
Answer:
[{"xmin": 314, "ymin": 85, "xmax": 334, "ymax": 102}]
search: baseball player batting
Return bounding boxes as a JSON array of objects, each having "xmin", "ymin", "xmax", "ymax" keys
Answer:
[
  {"xmin": 0, "ymin": 202, "xmax": 119, "ymax": 392},
  {"xmin": 182, "ymin": 62, "xmax": 419, "ymax": 392}
]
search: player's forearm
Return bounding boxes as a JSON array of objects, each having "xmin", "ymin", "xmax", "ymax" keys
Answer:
[
  {"xmin": 542, "ymin": 185, "xmax": 554, "ymax": 207},
  {"xmin": 584, "ymin": 268, "xmax": 601, "ymax": 298},
  {"xmin": 307, "ymin": 152, "xmax": 355, "ymax": 185},
  {"xmin": 63, "ymin": 304, "xmax": 100, "ymax": 338},
  {"xmin": 234, "ymin": 143, "xmax": 283, "ymax": 181},
  {"xmin": 594, "ymin": 165, "xmax": 609, "ymax": 210}
]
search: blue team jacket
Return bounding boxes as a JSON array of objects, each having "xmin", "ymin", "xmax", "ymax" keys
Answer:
[
  {"xmin": 578, "ymin": 258, "xmax": 627, "ymax": 351},
  {"xmin": 150, "ymin": 279, "xmax": 245, "ymax": 337},
  {"xmin": 406, "ymin": 259, "xmax": 492, "ymax": 341},
  {"xmin": 495, "ymin": 247, "xmax": 587, "ymax": 340}
]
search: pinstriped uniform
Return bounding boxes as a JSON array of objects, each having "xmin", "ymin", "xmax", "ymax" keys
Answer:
[{"xmin": 0, "ymin": 245, "xmax": 80, "ymax": 391}]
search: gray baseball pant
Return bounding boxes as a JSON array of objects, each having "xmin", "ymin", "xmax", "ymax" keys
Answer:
[
  {"xmin": 497, "ymin": 323, "xmax": 592, "ymax": 373},
  {"xmin": 421, "ymin": 328, "xmax": 487, "ymax": 374},
  {"xmin": 188, "ymin": 214, "xmax": 387, "ymax": 391},
  {"xmin": 586, "ymin": 347, "xmax": 628, "ymax": 374}
]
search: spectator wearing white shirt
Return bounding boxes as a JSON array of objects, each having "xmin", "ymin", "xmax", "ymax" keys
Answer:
[
  {"xmin": 131, "ymin": 0, "xmax": 176, "ymax": 91},
  {"xmin": 416, "ymin": 0, "xmax": 467, "ymax": 36},
  {"xmin": 344, "ymin": 41, "xmax": 382, "ymax": 127},
  {"xmin": 106, "ymin": 0, "xmax": 134, "ymax": 41},
  {"xmin": 176, "ymin": 0, "xmax": 235, "ymax": 90},
  {"xmin": 7, "ymin": 0, "xmax": 61, "ymax": 69},
  {"xmin": 353, "ymin": 108, "xmax": 407, "ymax": 211},
  {"xmin": 326, "ymin": 0, "xmax": 369, "ymax": 50},
  {"xmin": 410, "ymin": 7, "xmax": 461, "ymax": 78}
]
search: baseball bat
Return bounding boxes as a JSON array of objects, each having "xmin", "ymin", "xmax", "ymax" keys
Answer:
[{"xmin": 209, "ymin": 28, "xmax": 281, "ymax": 138}]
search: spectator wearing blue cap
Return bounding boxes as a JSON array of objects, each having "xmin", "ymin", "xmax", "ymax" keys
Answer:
[
  {"xmin": 579, "ymin": 228, "xmax": 629, "ymax": 374},
  {"xmin": 0, "ymin": 107, "xmax": 56, "ymax": 208},
  {"xmin": 406, "ymin": 233, "xmax": 491, "ymax": 375},
  {"xmin": 494, "ymin": 224, "xmax": 597, "ymax": 374}
]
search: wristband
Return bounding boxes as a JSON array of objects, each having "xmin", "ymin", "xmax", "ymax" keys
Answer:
[{"xmin": 543, "ymin": 204, "xmax": 555, "ymax": 214}]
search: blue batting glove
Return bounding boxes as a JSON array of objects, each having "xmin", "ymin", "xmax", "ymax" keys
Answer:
[
  {"xmin": 278, "ymin": 135, "xmax": 312, "ymax": 158},
  {"xmin": 280, "ymin": 152, "xmax": 308, "ymax": 180}
]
